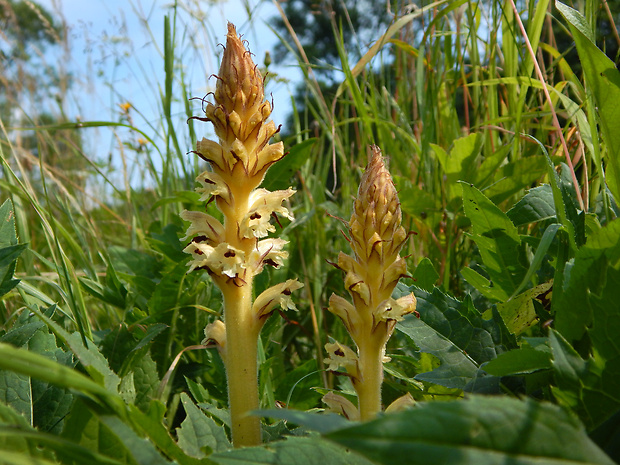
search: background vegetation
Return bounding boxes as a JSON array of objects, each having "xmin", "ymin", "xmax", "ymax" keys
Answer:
[{"xmin": 1, "ymin": 0, "xmax": 620, "ymax": 463}]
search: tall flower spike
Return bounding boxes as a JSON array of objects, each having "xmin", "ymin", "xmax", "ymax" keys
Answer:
[
  {"xmin": 182, "ymin": 23, "xmax": 302, "ymax": 448},
  {"xmin": 326, "ymin": 145, "xmax": 416, "ymax": 421}
]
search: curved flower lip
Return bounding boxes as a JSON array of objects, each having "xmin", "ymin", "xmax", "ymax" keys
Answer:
[
  {"xmin": 180, "ymin": 210, "xmax": 224, "ymax": 243},
  {"xmin": 183, "ymin": 241, "xmax": 246, "ymax": 278},
  {"xmin": 322, "ymin": 391, "xmax": 360, "ymax": 421},
  {"xmin": 248, "ymin": 238, "xmax": 289, "ymax": 275},
  {"xmin": 240, "ymin": 188, "xmax": 295, "ymax": 239},
  {"xmin": 324, "ymin": 341, "xmax": 360, "ymax": 380},
  {"xmin": 195, "ymin": 170, "xmax": 232, "ymax": 204},
  {"xmin": 252, "ymin": 279, "xmax": 303, "ymax": 318},
  {"xmin": 373, "ymin": 293, "xmax": 417, "ymax": 323}
]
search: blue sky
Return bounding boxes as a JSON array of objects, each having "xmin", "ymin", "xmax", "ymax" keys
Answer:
[{"xmin": 34, "ymin": 0, "xmax": 300, "ymax": 181}]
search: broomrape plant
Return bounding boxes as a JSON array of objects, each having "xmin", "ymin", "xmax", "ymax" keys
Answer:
[
  {"xmin": 181, "ymin": 23, "xmax": 302, "ymax": 448},
  {"xmin": 325, "ymin": 146, "xmax": 416, "ymax": 421}
]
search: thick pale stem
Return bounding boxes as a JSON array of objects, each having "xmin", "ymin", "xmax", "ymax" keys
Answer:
[
  {"xmin": 222, "ymin": 280, "xmax": 261, "ymax": 447},
  {"xmin": 355, "ymin": 334, "xmax": 385, "ymax": 421}
]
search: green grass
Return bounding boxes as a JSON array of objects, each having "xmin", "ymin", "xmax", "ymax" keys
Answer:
[{"xmin": 1, "ymin": 0, "xmax": 619, "ymax": 463}]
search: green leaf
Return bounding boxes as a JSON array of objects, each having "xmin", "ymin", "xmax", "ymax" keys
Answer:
[
  {"xmin": 254, "ymin": 409, "xmax": 350, "ymax": 435},
  {"xmin": 0, "ymin": 402, "xmax": 53, "ymax": 461},
  {"xmin": 397, "ymin": 314, "xmax": 479, "ymax": 390},
  {"xmin": 99, "ymin": 415, "xmax": 175, "ymax": 465},
  {"xmin": 555, "ymin": 219, "xmax": 620, "ymax": 341},
  {"xmin": 263, "ymin": 138, "xmax": 317, "ymax": 191},
  {"xmin": 397, "ymin": 287, "xmax": 515, "ymax": 391},
  {"xmin": 132, "ymin": 352, "xmax": 160, "ymax": 412},
  {"xmin": 0, "ymin": 343, "xmax": 125, "ymax": 415},
  {"xmin": 0, "ymin": 199, "xmax": 26, "ymax": 298},
  {"xmin": 60, "ymin": 398, "xmax": 135, "ymax": 465},
  {"xmin": 506, "ymin": 184, "xmax": 556, "ymax": 226},
  {"xmin": 461, "ymin": 182, "xmax": 527, "ymax": 301},
  {"xmin": 0, "ymin": 313, "xmax": 74, "ymax": 434},
  {"xmin": 128, "ymin": 401, "xmax": 213, "ymax": 465},
  {"xmin": 484, "ymin": 156, "xmax": 548, "ymax": 204},
  {"xmin": 176, "ymin": 393, "xmax": 230, "ymax": 457},
  {"xmin": 326, "ymin": 396, "xmax": 615, "ymax": 465},
  {"xmin": 549, "ymin": 330, "xmax": 620, "ymax": 430},
  {"xmin": 497, "ymin": 282, "xmax": 552, "ymax": 335},
  {"xmin": 556, "ymin": 1, "xmax": 620, "ymax": 202},
  {"xmin": 411, "ymin": 258, "xmax": 439, "ymax": 292},
  {"xmin": 432, "ymin": 133, "xmax": 483, "ymax": 202},
  {"xmin": 211, "ymin": 436, "xmax": 375, "ymax": 465},
  {"xmin": 483, "ymin": 346, "xmax": 552, "ymax": 376}
]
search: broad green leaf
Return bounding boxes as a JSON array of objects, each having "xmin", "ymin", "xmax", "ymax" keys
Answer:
[
  {"xmin": 0, "ymin": 313, "xmax": 74, "ymax": 433},
  {"xmin": 132, "ymin": 352, "xmax": 159, "ymax": 412},
  {"xmin": 497, "ymin": 282, "xmax": 552, "ymax": 335},
  {"xmin": 549, "ymin": 330, "xmax": 620, "ymax": 430},
  {"xmin": 411, "ymin": 258, "xmax": 439, "ymax": 292},
  {"xmin": 397, "ymin": 314, "xmax": 478, "ymax": 390},
  {"xmin": 461, "ymin": 182, "xmax": 527, "ymax": 301},
  {"xmin": 211, "ymin": 436, "xmax": 375, "ymax": 465},
  {"xmin": 432, "ymin": 133, "xmax": 483, "ymax": 202},
  {"xmin": 128, "ymin": 401, "xmax": 213, "ymax": 465},
  {"xmin": 483, "ymin": 346, "xmax": 552, "ymax": 376},
  {"xmin": 176, "ymin": 393, "xmax": 230, "ymax": 457},
  {"xmin": 60, "ymin": 399, "xmax": 135, "ymax": 465},
  {"xmin": 556, "ymin": 1, "xmax": 620, "ymax": 202},
  {"xmin": 0, "ymin": 343, "xmax": 125, "ymax": 415},
  {"xmin": 0, "ymin": 199, "xmax": 25, "ymax": 298},
  {"xmin": 263, "ymin": 138, "xmax": 317, "ymax": 191},
  {"xmin": 484, "ymin": 156, "xmax": 548, "ymax": 205},
  {"xmin": 254, "ymin": 409, "xmax": 350, "ymax": 434},
  {"xmin": 555, "ymin": 219, "xmax": 620, "ymax": 341},
  {"xmin": 326, "ymin": 396, "xmax": 615, "ymax": 465},
  {"xmin": 506, "ymin": 184, "xmax": 556, "ymax": 226},
  {"xmin": 0, "ymin": 402, "xmax": 52, "ymax": 460},
  {"xmin": 28, "ymin": 306, "xmax": 121, "ymax": 393}
]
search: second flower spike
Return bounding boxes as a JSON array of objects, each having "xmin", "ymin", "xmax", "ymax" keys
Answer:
[{"xmin": 326, "ymin": 145, "xmax": 416, "ymax": 421}]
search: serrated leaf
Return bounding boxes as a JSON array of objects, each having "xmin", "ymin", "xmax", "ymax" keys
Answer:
[
  {"xmin": 507, "ymin": 184, "xmax": 556, "ymax": 226},
  {"xmin": 484, "ymin": 156, "xmax": 548, "ymax": 204},
  {"xmin": 210, "ymin": 436, "xmax": 375, "ymax": 465},
  {"xmin": 497, "ymin": 282, "xmax": 552, "ymax": 335},
  {"xmin": 555, "ymin": 219, "xmax": 620, "ymax": 341},
  {"xmin": 397, "ymin": 314, "xmax": 478, "ymax": 390},
  {"xmin": 60, "ymin": 398, "xmax": 135, "ymax": 465},
  {"xmin": 128, "ymin": 401, "xmax": 212, "ymax": 465},
  {"xmin": 549, "ymin": 330, "xmax": 620, "ymax": 430},
  {"xmin": 461, "ymin": 182, "xmax": 527, "ymax": 300},
  {"xmin": 326, "ymin": 396, "xmax": 615, "ymax": 465},
  {"xmin": 411, "ymin": 258, "xmax": 439, "ymax": 292},
  {"xmin": 99, "ymin": 415, "xmax": 174, "ymax": 465},
  {"xmin": 432, "ymin": 133, "xmax": 483, "ymax": 202},
  {"xmin": 132, "ymin": 352, "xmax": 159, "ymax": 412},
  {"xmin": 176, "ymin": 393, "xmax": 230, "ymax": 457}
]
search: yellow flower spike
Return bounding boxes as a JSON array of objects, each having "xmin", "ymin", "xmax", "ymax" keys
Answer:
[
  {"xmin": 182, "ymin": 23, "xmax": 300, "ymax": 448},
  {"xmin": 326, "ymin": 145, "xmax": 417, "ymax": 421}
]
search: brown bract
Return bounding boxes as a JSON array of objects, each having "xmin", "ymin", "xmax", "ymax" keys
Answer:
[{"xmin": 197, "ymin": 23, "xmax": 284, "ymax": 182}]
